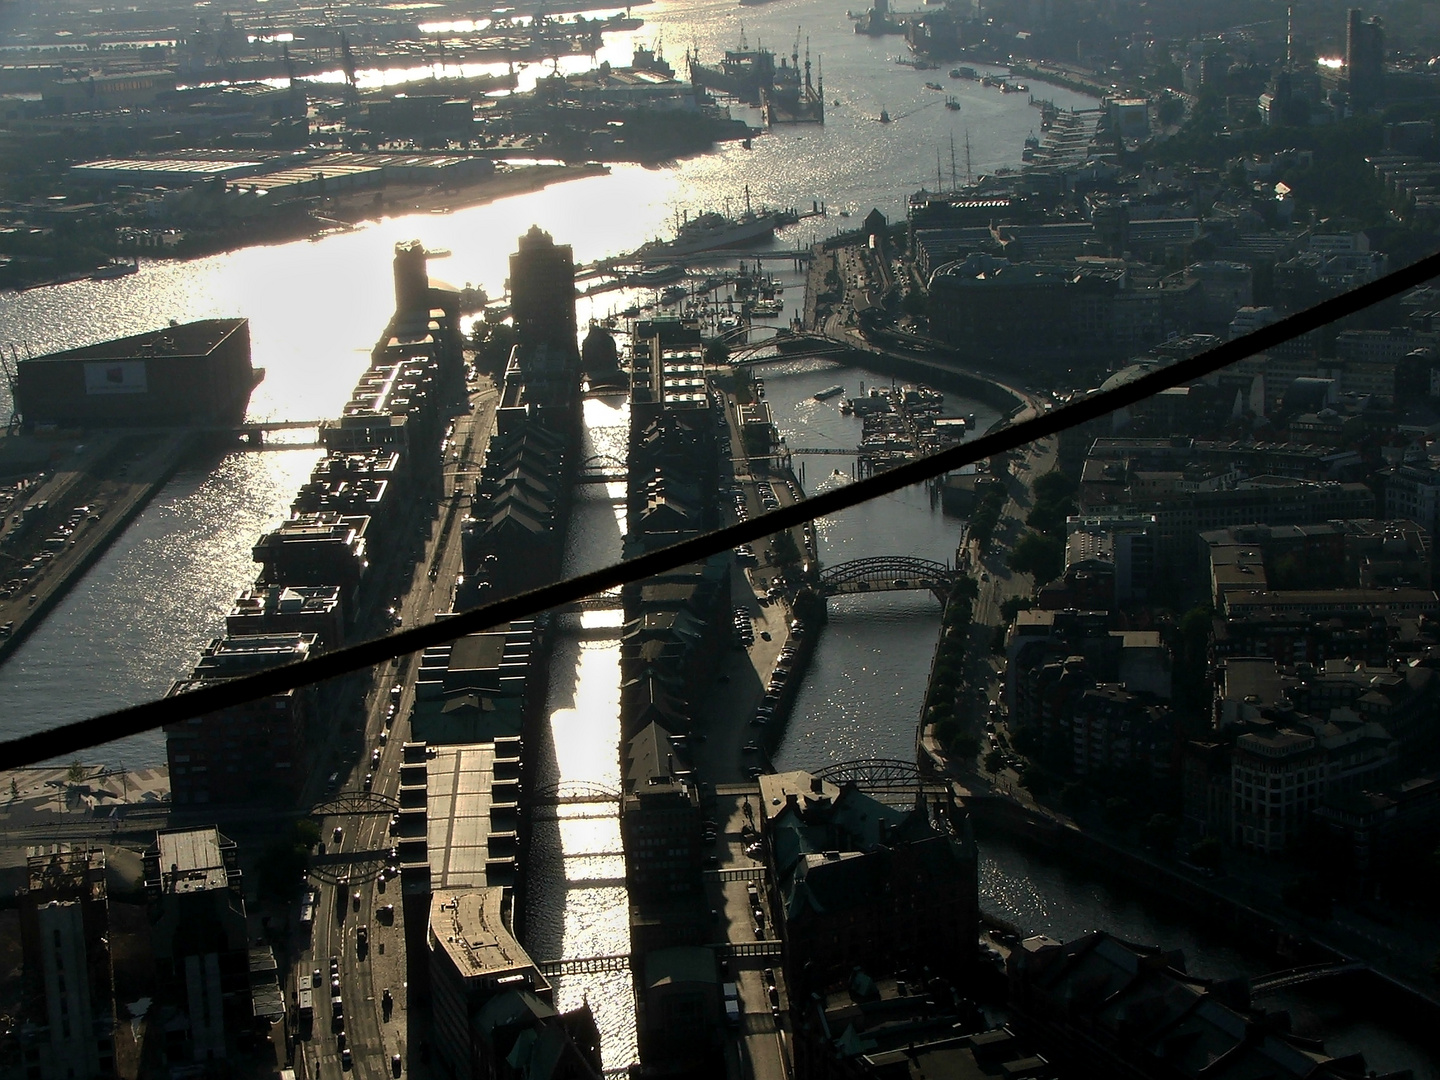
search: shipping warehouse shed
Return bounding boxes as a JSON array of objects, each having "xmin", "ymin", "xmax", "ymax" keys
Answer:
[{"xmin": 16, "ymin": 318, "xmax": 259, "ymax": 427}]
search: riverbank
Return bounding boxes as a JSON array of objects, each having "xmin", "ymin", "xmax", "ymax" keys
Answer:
[
  {"xmin": 2, "ymin": 162, "xmax": 611, "ymax": 295},
  {"xmin": 324, "ymin": 161, "xmax": 611, "ymax": 226},
  {"xmin": 1007, "ymin": 59, "xmax": 1121, "ymax": 99}
]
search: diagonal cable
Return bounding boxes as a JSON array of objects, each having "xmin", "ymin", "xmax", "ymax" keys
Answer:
[{"xmin": 1, "ymin": 246, "xmax": 1438, "ymax": 770}]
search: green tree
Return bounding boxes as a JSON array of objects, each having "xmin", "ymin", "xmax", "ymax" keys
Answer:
[
  {"xmin": 473, "ymin": 321, "xmax": 518, "ymax": 376},
  {"xmin": 256, "ymin": 818, "xmax": 322, "ymax": 903},
  {"xmin": 1026, "ymin": 499, "xmax": 1075, "ymax": 541},
  {"xmin": 1008, "ymin": 531, "xmax": 1065, "ymax": 589},
  {"xmin": 901, "ymin": 285, "xmax": 927, "ymax": 318},
  {"xmin": 999, "ymin": 595, "xmax": 1032, "ymax": 623},
  {"xmin": 704, "ymin": 337, "xmax": 731, "ymax": 365},
  {"xmin": 984, "ymin": 748, "xmax": 1005, "ymax": 774},
  {"xmin": 66, "ymin": 761, "xmax": 86, "ymax": 785},
  {"xmin": 1031, "ymin": 470, "xmax": 1077, "ymax": 505}
]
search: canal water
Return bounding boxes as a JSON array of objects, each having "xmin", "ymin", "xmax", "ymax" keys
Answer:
[
  {"xmin": 522, "ymin": 394, "xmax": 637, "ymax": 1069},
  {"xmin": 0, "ymin": 3, "xmax": 1431, "ymax": 1068}
]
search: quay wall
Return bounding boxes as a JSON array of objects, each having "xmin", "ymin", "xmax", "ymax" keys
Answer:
[
  {"xmin": 822, "ymin": 341, "xmax": 1025, "ymax": 417},
  {"xmin": 0, "ymin": 431, "xmax": 196, "ymax": 669}
]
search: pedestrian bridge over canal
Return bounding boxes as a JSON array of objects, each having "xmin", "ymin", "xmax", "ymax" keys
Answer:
[{"xmin": 818, "ymin": 557, "xmax": 956, "ymax": 601}]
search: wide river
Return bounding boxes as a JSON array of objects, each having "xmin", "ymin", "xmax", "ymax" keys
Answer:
[{"xmin": 0, "ymin": 0, "xmax": 1431, "ymax": 1072}]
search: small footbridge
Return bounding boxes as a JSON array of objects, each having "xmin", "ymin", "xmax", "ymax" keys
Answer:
[
  {"xmin": 818, "ymin": 557, "xmax": 956, "ymax": 601},
  {"xmin": 577, "ymin": 453, "xmax": 627, "ymax": 484}
]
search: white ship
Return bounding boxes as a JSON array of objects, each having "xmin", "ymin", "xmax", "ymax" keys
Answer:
[{"xmin": 637, "ymin": 208, "xmax": 794, "ymax": 258}]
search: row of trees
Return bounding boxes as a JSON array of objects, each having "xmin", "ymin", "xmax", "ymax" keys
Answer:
[
  {"xmin": 928, "ymin": 576, "xmax": 982, "ymax": 762},
  {"xmin": 1006, "ymin": 470, "xmax": 1077, "ymax": 590}
]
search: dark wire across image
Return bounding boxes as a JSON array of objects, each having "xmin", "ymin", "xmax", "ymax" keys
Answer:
[{"xmin": 3, "ymin": 245, "xmax": 1438, "ymax": 771}]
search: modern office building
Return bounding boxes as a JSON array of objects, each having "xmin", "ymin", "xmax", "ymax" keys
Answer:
[
  {"xmin": 165, "ymin": 633, "xmax": 318, "ymax": 805},
  {"xmin": 510, "ymin": 225, "xmax": 578, "ymax": 358},
  {"xmin": 17, "ymin": 849, "xmax": 116, "ymax": 1080},
  {"xmin": 1347, "ymin": 8, "xmax": 1385, "ymax": 109},
  {"xmin": 142, "ymin": 828, "xmax": 252, "ymax": 1064},
  {"xmin": 427, "ymin": 886, "xmax": 602, "ymax": 1080}
]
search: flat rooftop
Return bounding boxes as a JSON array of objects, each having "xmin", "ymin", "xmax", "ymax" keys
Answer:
[
  {"xmin": 429, "ymin": 885, "xmax": 546, "ymax": 986},
  {"xmin": 428, "ymin": 744, "xmax": 498, "ymax": 890},
  {"xmin": 24, "ymin": 317, "xmax": 246, "ymax": 364},
  {"xmin": 157, "ymin": 827, "xmax": 228, "ymax": 893}
]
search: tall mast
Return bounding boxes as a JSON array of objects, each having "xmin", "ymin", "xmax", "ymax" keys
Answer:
[{"xmin": 965, "ymin": 128, "xmax": 972, "ymax": 184}]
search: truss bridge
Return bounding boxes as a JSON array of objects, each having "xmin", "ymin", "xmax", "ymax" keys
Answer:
[{"xmin": 817, "ymin": 557, "xmax": 955, "ymax": 600}]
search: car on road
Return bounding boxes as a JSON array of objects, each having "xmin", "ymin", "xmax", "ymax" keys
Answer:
[
  {"xmin": 363, "ymin": 772, "xmax": 374, "ymax": 790},
  {"xmin": 371, "ymin": 749, "xmax": 381, "ymax": 768},
  {"xmin": 742, "ymin": 743, "xmax": 758, "ymax": 753},
  {"xmin": 333, "ymin": 826, "xmax": 343, "ymax": 843},
  {"xmin": 392, "ymin": 1054, "xmax": 403, "ymax": 1077},
  {"xmin": 336, "ymin": 1032, "xmax": 346, "ymax": 1051},
  {"xmin": 352, "ymin": 891, "xmax": 361, "ymax": 911},
  {"xmin": 341, "ymin": 1048, "xmax": 353, "ymax": 1070}
]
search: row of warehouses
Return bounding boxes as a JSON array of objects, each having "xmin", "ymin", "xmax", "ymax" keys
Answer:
[{"xmin": 69, "ymin": 149, "xmax": 495, "ymax": 197}]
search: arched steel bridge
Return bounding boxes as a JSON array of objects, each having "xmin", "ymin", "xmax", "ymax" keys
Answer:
[
  {"xmin": 723, "ymin": 325, "xmax": 850, "ymax": 364},
  {"xmin": 578, "ymin": 453, "xmax": 627, "ymax": 484},
  {"xmin": 306, "ymin": 791, "xmax": 403, "ymax": 884},
  {"xmin": 312, "ymin": 791, "xmax": 399, "ymax": 817},
  {"xmin": 818, "ymin": 557, "xmax": 955, "ymax": 599},
  {"xmin": 816, "ymin": 758, "xmax": 923, "ymax": 788}
]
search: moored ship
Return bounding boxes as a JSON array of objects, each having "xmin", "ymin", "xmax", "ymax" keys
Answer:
[{"xmin": 635, "ymin": 202, "xmax": 798, "ymax": 258}]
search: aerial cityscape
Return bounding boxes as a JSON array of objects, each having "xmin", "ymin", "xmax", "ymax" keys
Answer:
[{"xmin": 1, "ymin": 0, "xmax": 1439, "ymax": 1079}]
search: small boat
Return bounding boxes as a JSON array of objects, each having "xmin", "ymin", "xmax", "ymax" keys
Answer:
[
  {"xmin": 924, "ymin": 81, "xmax": 943, "ymax": 91},
  {"xmin": 90, "ymin": 259, "xmax": 138, "ymax": 280},
  {"xmin": 878, "ymin": 108, "xmax": 891, "ymax": 123},
  {"xmin": 814, "ymin": 384, "xmax": 845, "ymax": 400},
  {"xmin": 945, "ymin": 96, "xmax": 960, "ymax": 110}
]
